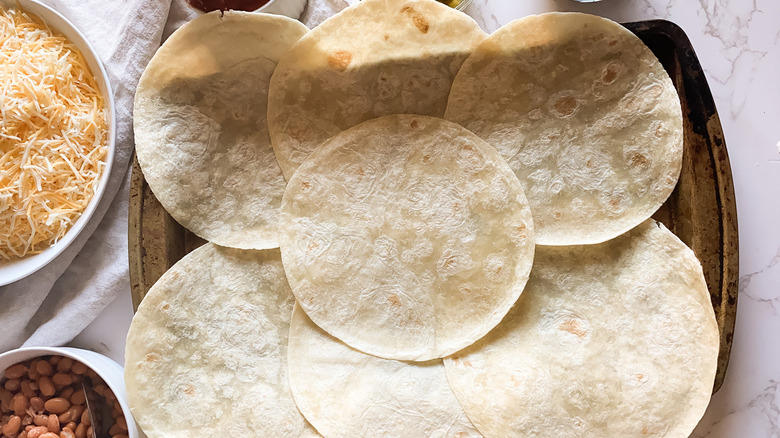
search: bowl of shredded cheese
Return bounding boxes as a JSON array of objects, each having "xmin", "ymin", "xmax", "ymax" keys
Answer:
[{"xmin": 0, "ymin": 0, "xmax": 115, "ymax": 285}]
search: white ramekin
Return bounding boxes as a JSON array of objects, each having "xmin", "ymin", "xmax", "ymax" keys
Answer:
[
  {"xmin": 0, "ymin": 346, "xmax": 144, "ymax": 438},
  {"xmin": 258, "ymin": 0, "xmax": 308, "ymax": 19}
]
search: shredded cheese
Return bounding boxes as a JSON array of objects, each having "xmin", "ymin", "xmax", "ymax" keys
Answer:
[{"xmin": 0, "ymin": 7, "xmax": 107, "ymax": 261}]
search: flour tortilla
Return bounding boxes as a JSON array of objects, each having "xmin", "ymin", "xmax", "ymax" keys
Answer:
[
  {"xmin": 268, "ymin": 0, "xmax": 487, "ymax": 179},
  {"xmin": 134, "ymin": 12, "xmax": 308, "ymax": 249},
  {"xmin": 444, "ymin": 220, "xmax": 718, "ymax": 438},
  {"xmin": 279, "ymin": 114, "xmax": 535, "ymax": 361},
  {"xmin": 124, "ymin": 244, "xmax": 317, "ymax": 437},
  {"xmin": 287, "ymin": 304, "xmax": 481, "ymax": 438},
  {"xmin": 445, "ymin": 13, "xmax": 683, "ymax": 245}
]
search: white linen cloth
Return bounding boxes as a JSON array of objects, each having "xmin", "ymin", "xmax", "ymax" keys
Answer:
[{"xmin": 0, "ymin": 0, "xmax": 355, "ymax": 353}]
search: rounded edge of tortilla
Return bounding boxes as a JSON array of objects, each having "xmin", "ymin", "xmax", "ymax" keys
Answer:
[{"xmin": 133, "ymin": 12, "xmax": 309, "ymax": 250}]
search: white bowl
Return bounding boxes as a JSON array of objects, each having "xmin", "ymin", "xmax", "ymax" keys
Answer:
[
  {"xmin": 0, "ymin": 346, "xmax": 144, "ymax": 438},
  {"xmin": 187, "ymin": 0, "xmax": 308, "ymax": 19},
  {"xmin": 257, "ymin": 0, "xmax": 307, "ymax": 18},
  {"xmin": 0, "ymin": 0, "xmax": 116, "ymax": 286}
]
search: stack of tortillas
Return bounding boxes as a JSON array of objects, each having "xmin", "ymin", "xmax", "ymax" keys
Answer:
[{"xmin": 126, "ymin": 2, "xmax": 718, "ymax": 437}]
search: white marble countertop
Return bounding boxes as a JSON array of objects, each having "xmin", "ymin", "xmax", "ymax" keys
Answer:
[{"xmin": 70, "ymin": 0, "xmax": 780, "ymax": 436}]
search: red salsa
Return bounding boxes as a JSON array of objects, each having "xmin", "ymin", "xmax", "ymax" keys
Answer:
[{"xmin": 187, "ymin": 0, "xmax": 272, "ymax": 12}]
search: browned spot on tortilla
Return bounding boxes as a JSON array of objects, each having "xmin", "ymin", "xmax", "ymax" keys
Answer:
[
  {"xmin": 514, "ymin": 223, "xmax": 527, "ymax": 239},
  {"xmin": 655, "ymin": 125, "xmax": 665, "ymax": 137},
  {"xmin": 559, "ymin": 319, "xmax": 588, "ymax": 338},
  {"xmin": 145, "ymin": 353, "xmax": 160, "ymax": 363},
  {"xmin": 624, "ymin": 95, "xmax": 640, "ymax": 112},
  {"xmin": 635, "ymin": 373, "xmax": 645, "ymax": 381},
  {"xmin": 327, "ymin": 50, "xmax": 352, "ymax": 71},
  {"xmin": 387, "ymin": 294, "xmax": 401, "ymax": 307},
  {"xmin": 301, "ymin": 180, "xmax": 311, "ymax": 190},
  {"xmin": 608, "ymin": 39, "xmax": 618, "ymax": 46},
  {"xmin": 307, "ymin": 241, "xmax": 320, "ymax": 253},
  {"xmin": 453, "ymin": 202, "xmax": 461, "ymax": 212},
  {"xmin": 609, "ymin": 196, "xmax": 623, "ymax": 209},
  {"xmin": 383, "ymin": 34, "xmax": 390, "ymax": 40},
  {"xmin": 410, "ymin": 120, "xmax": 419, "ymax": 129},
  {"xmin": 461, "ymin": 360, "xmax": 473, "ymax": 367},
  {"xmin": 586, "ymin": 159, "xmax": 593, "ymax": 168},
  {"xmin": 511, "ymin": 375, "xmax": 522, "ymax": 387},
  {"xmin": 629, "ymin": 152, "xmax": 648, "ymax": 167},
  {"xmin": 603, "ymin": 66, "xmax": 618, "ymax": 83},
  {"xmin": 554, "ymin": 212, "xmax": 562, "ymax": 220},
  {"xmin": 401, "ymin": 6, "xmax": 429, "ymax": 33},
  {"xmin": 183, "ymin": 384, "xmax": 196, "ymax": 396},
  {"xmin": 412, "ymin": 14, "xmax": 429, "ymax": 33},
  {"xmin": 553, "ymin": 96, "xmax": 577, "ymax": 116},
  {"xmin": 442, "ymin": 257, "xmax": 457, "ymax": 270},
  {"xmin": 422, "ymin": 154, "xmax": 431, "ymax": 163},
  {"xmin": 649, "ymin": 83, "xmax": 664, "ymax": 97},
  {"xmin": 161, "ymin": 303, "xmax": 170, "ymax": 311}
]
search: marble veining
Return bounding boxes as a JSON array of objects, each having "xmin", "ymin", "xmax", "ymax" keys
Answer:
[{"xmin": 740, "ymin": 246, "xmax": 780, "ymax": 308}]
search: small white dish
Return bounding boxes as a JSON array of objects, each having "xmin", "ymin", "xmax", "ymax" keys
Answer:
[
  {"xmin": 0, "ymin": 346, "xmax": 144, "ymax": 438},
  {"xmin": 187, "ymin": 0, "xmax": 308, "ymax": 19},
  {"xmin": 0, "ymin": 0, "xmax": 116, "ymax": 286},
  {"xmin": 258, "ymin": 0, "xmax": 308, "ymax": 19}
]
